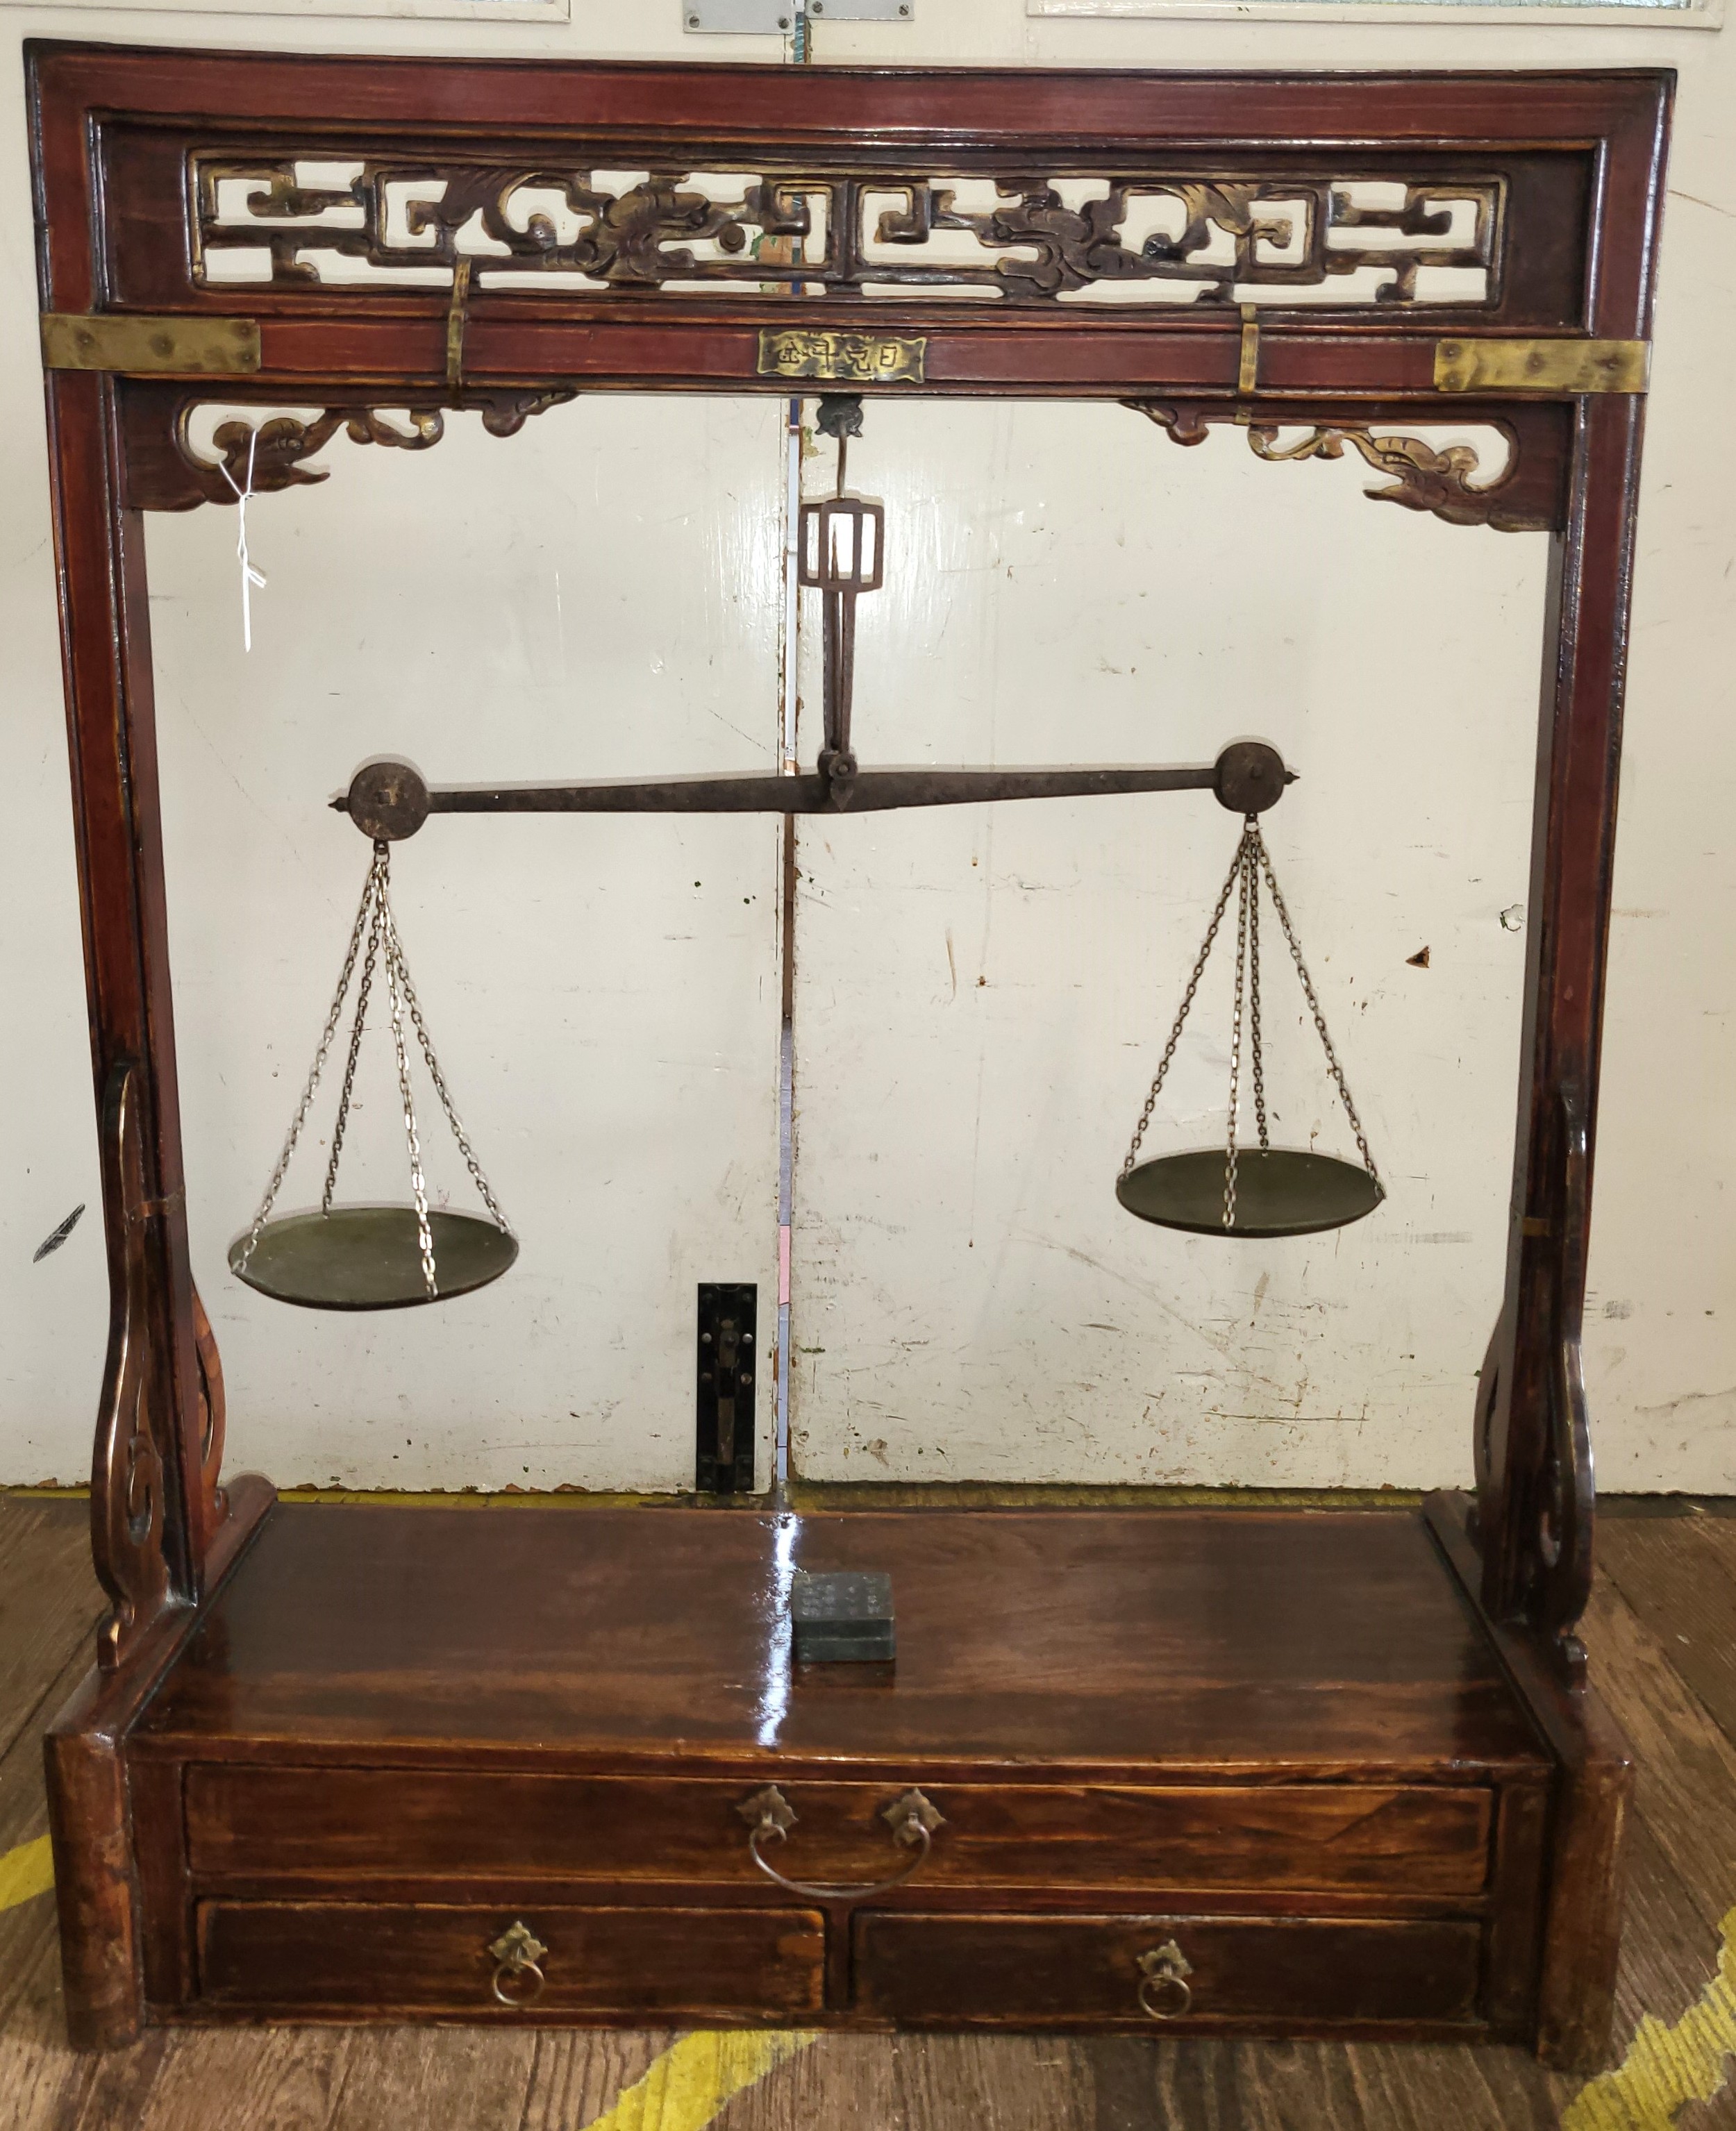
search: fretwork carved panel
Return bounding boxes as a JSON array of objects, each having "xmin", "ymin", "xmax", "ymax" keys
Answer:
[{"xmin": 192, "ymin": 159, "xmax": 1503, "ymax": 308}]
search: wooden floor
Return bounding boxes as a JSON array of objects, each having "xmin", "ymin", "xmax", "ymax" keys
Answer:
[{"xmin": 2, "ymin": 1492, "xmax": 1734, "ymax": 2130}]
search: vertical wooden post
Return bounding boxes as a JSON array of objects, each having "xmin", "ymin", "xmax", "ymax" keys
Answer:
[
  {"xmin": 43, "ymin": 367, "xmax": 226, "ymax": 1664},
  {"xmin": 1478, "ymin": 392, "xmax": 1647, "ymax": 1674}
]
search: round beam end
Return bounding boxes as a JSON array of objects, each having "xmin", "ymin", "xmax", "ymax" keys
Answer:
[
  {"xmin": 344, "ymin": 760, "xmax": 430, "ymax": 842},
  {"xmin": 1213, "ymin": 741, "xmax": 1290, "ymax": 816}
]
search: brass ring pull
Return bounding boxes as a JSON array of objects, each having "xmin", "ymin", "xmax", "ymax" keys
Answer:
[
  {"xmin": 487, "ymin": 1920, "xmax": 547, "ymax": 2007},
  {"xmin": 1137, "ymin": 1941, "xmax": 1194, "ymax": 2020},
  {"xmin": 736, "ymin": 1784, "xmax": 944, "ymax": 1900}
]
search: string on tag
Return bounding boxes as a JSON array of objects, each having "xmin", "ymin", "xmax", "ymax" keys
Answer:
[{"xmin": 219, "ymin": 428, "xmax": 267, "ymax": 652}]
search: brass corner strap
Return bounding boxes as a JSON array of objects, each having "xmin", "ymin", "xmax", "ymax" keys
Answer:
[
  {"xmin": 1435, "ymin": 337, "xmax": 1649, "ymax": 395},
  {"xmin": 1232, "ymin": 317, "xmax": 1644, "ymax": 408},
  {"xmin": 41, "ymin": 313, "xmax": 260, "ymax": 375}
]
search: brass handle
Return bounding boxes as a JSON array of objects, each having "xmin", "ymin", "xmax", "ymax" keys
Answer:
[
  {"xmin": 1137, "ymin": 1940, "xmax": 1194, "ymax": 2020},
  {"xmin": 736, "ymin": 1783, "xmax": 944, "ymax": 1900},
  {"xmin": 487, "ymin": 1919, "xmax": 547, "ymax": 2007}
]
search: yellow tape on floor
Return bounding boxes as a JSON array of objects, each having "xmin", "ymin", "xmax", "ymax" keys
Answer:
[
  {"xmin": 583, "ymin": 2030, "xmax": 817, "ymax": 2131},
  {"xmin": 1564, "ymin": 1907, "xmax": 1736, "ymax": 2131},
  {"xmin": 0, "ymin": 1835, "xmax": 53, "ymax": 1912}
]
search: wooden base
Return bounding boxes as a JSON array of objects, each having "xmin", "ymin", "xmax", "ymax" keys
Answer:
[{"xmin": 47, "ymin": 1494, "xmax": 1628, "ymax": 2066}]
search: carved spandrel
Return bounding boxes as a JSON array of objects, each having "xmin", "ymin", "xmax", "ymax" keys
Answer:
[
  {"xmin": 192, "ymin": 159, "xmax": 1503, "ymax": 310},
  {"xmin": 92, "ymin": 1060, "xmax": 173, "ymax": 1669},
  {"xmin": 119, "ymin": 386, "xmax": 576, "ymax": 511},
  {"xmin": 1126, "ymin": 398, "xmax": 1569, "ymax": 535},
  {"xmin": 193, "ymin": 1282, "xmax": 226, "ymax": 1540}
]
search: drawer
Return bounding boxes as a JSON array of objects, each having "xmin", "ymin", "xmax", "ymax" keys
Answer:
[
  {"xmin": 185, "ymin": 1766, "xmax": 1489, "ymax": 1896},
  {"xmin": 196, "ymin": 1902, "xmax": 824, "ymax": 2018},
  {"xmin": 853, "ymin": 1912, "xmax": 1484, "ymax": 2029}
]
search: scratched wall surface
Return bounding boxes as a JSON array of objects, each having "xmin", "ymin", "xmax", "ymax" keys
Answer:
[
  {"xmin": 0, "ymin": 1, "xmax": 1732, "ymax": 1494},
  {"xmin": 788, "ymin": 401, "xmax": 1545, "ymax": 1485}
]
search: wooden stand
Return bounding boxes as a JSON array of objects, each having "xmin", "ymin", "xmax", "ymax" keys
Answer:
[{"xmin": 27, "ymin": 46, "xmax": 1669, "ymax": 2066}]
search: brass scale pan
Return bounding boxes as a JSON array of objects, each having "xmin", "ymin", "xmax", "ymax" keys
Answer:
[{"xmin": 233, "ymin": 1207, "xmax": 518, "ymax": 1312}]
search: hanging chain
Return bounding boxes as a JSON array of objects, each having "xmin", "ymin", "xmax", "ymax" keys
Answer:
[
  {"xmin": 235, "ymin": 846, "xmax": 383, "ymax": 1272},
  {"xmin": 1224, "ymin": 825, "xmax": 1255, "ymax": 1230},
  {"xmin": 1121, "ymin": 836, "xmax": 1244, "ymax": 1179},
  {"xmin": 380, "ymin": 895, "xmax": 514, "ymax": 1237},
  {"xmin": 382, "ymin": 903, "xmax": 438, "ymax": 1299},
  {"xmin": 1253, "ymin": 836, "xmax": 1384, "ymax": 1196},
  {"xmin": 238, "ymin": 839, "xmax": 512, "ymax": 1295},
  {"xmin": 322, "ymin": 869, "xmax": 385, "ymax": 1212},
  {"xmin": 1122, "ymin": 816, "xmax": 1382, "ymax": 1217},
  {"xmin": 1247, "ymin": 848, "xmax": 1269, "ymax": 1153}
]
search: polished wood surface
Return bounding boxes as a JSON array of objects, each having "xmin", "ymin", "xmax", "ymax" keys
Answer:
[
  {"xmin": 197, "ymin": 1903, "xmax": 827, "ymax": 2019},
  {"xmin": 104, "ymin": 1504, "xmax": 1562, "ymax": 2041},
  {"xmin": 852, "ymin": 1913, "xmax": 1485, "ymax": 2031},
  {"xmin": 185, "ymin": 1767, "xmax": 1493, "ymax": 1894},
  {"xmin": 135, "ymin": 1506, "xmax": 1544, "ymax": 1775}
]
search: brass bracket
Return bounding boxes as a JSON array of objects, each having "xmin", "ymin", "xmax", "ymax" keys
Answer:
[
  {"xmin": 42, "ymin": 312, "xmax": 260, "ymax": 375},
  {"xmin": 446, "ymin": 258, "xmax": 472, "ymax": 396},
  {"xmin": 1435, "ymin": 337, "xmax": 1649, "ymax": 395},
  {"xmin": 1235, "ymin": 302, "xmax": 1260, "ymax": 421},
  {"xmin": 758, "ymin": 328, "xmax": 926, "ymax": 385}
]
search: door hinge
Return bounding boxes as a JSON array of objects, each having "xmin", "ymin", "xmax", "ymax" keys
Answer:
[
  {"xmin": 1434, "ymin": 337, "xmax": 1649, "ymax": 396},
  {"xmin": 41, "ymin": 312, "xmax": 261, "ymax": 375}
]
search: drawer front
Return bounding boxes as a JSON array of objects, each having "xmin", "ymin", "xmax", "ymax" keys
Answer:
[
  {"xmin": 185, "ymin": 1766, "xmax": 1489, "ymax": 1896},
  {"xmin": 853, "ymin": 1912, "xmax": 1483, "ymax": 2028},
  {"xmin": 197, "ymin": 1902, "xmax": 824, "ymax": 2017}
]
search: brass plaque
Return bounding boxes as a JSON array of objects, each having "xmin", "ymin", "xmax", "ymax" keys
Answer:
[
  {"xmin": 1434, "ymin": 337, "xmax": 1649, "ymax": 396},
  {"xmin": 41, "ymin": 313, "xmax": 261, "ymax": 375},
  {"xmin": 757, "ymin": 328, "xmax": 926, "ymax": 385}
]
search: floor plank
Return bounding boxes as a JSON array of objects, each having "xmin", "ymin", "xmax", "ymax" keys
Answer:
[
  {"xmin": 883, "ymin": 2034, "xmax": 1096, "ymax": 2131},
  {"xmin": 1578, "ymin": 1569, "xmax": 1736, "ymax": 1948},
  {"xmin": 317, "ymin": 2027, "xmax": 537, "ymax": 2131},
  {"xmin": 0, "ymin": 1638, "xmax": 92, "ymax": 1857},
  {"xmin": 519, "ymin": 2027, "xmax": 681, "ymax": 2128},
  {"xmin": 1599, "ymin": 1518, "xmax": 1736, "ymax": 1750},
  {"xmin": 0, "ymin": 1498, "xmax": 100, "ymax": 1766},
  {"xmin": 120, "ymin": 2023, "xmax": 355, "ymax": 2131}
]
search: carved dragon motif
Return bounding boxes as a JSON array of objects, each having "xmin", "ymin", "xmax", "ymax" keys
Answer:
[{"xmin": 1127, "ymin": 399, "xmax": 1549, "ymax": 534}]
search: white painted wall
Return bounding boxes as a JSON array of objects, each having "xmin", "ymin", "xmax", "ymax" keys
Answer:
[
  {"xmin": 789, "ymin": 402, "xmax": 1544, "ymax": 1484},
  {"xmin": 0, "ymin": 0, "xmax": 1730, "ymax": 1491},
  {"xmin": 147, "ymin": 399, "xmax": 785, "ymax": 1491}
]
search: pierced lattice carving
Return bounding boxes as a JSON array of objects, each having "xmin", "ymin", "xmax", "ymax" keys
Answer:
[{"xmin": 193, "ymin": 159, "xmax": 1503, "ymax": 309}]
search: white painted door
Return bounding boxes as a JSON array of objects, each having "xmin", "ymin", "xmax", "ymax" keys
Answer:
[
  {"xmin": 787, "ymin": 398, "xmax": 1544, "ymax": 1488},
  {"xmin": 148, "ymin": 397, "xmax": 785, "ymax": 1491}
]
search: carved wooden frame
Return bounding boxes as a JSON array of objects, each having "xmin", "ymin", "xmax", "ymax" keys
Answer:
[{"xmin": 28, "ymin": 44, "xmax": 1669, "ymax": 2059}]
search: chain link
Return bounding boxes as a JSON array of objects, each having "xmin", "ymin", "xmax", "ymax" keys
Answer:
[
  {"xmin": 235, "ymin": 846, "xmax": 384, "ymax": 1272},
  {"xmin": 322, "ymin": 874, "xmax": 385, "ymax": 1213},
  {"xmin": 1224, "ymin": 829, "xmax": 1253, "ymax": 1230},
  {"xmin": 1247, "ymin": 849, "xmax": 1269, "ymax": 1153},
  {"xmin": 1120, "ymin": 836, "xmax": 1245, "ymax": 1179},
  {"xmin": 381, "ymin": 899, "xmax": 514, "ymax": 1237},
  {"xmin": 382, "ymin": 908, "xmax": 437, "ymax": 1299},
  {"xmin": 1254, "ymin": 837, "xmax": 1384, "ymax": 1195},
  {"xmin": 237, "ymin": 840, "xmax": 513, "ymax": 1294}
]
